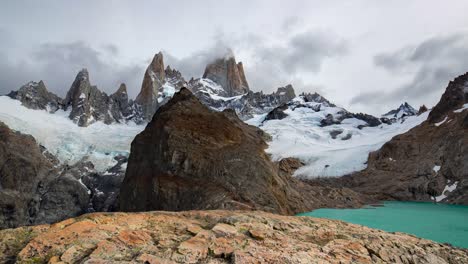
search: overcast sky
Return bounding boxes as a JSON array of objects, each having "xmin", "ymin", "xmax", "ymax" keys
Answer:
[{"xmin": 1, "ymin": 0, "xmax": 468, "ymax": 115}]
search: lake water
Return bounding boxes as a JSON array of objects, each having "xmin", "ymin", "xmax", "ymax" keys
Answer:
[{"xmin": 298, "ymin": 201, "xmax": 468, "ymax": 248}]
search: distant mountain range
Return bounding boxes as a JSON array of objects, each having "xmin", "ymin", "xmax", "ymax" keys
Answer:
[{"xmin": 6, "ymin": 51, "xmax": 422, "ymax": 128}]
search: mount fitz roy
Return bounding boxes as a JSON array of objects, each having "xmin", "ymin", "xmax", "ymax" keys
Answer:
[{"xmin": 8, "ymin": 52, "xmax": 298, "ymax": 127}]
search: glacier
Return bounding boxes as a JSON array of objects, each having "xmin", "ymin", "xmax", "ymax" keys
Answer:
[
  {"xmin": 0, "ymin": 96, "xmax": 145, "ymax": 171},
  {"xmin": 247, "ymin": 97, "xmax": 429, "ymax": 178}
]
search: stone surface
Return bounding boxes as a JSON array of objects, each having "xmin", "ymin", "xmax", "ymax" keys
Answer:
[
  {"xmin": 7, "ymin": 81, "xmax": 64, "ymax": 113},
  {"xmin": 0, "ymin": 210, "xmax": 466, "ymax": 263},
  {"xmin": 119, "ymin": 88, "xmax": 370, "ymax": 214},
  {"xmin": 202, "ymin": 56, "xmax": 249, "ymax": 96}
]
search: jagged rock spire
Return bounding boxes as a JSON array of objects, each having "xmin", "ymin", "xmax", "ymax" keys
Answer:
[
  {"xmin": 202, "ymin": 55, "xmax": 250, "ymax": 96},
  {"xmin": 135, "ymin": 52, "xmax": 166, "ymax": 120}
]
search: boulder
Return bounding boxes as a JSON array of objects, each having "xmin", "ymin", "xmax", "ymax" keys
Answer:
[{"xmin": 119, "ymin": 88, "xmax": 370, "ymax": 214}]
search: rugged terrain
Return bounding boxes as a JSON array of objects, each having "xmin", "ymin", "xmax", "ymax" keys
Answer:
[
  {"xmin": 0, "ymin": 120, "xmax": 129, "ymax": 229},
  {"xmin": 316, "ymin": 72, "xmax": 468, "ymax": 204},
  {"xmin": 1, "ymin": 210, "xmax": 466, "ymax": 264},
  {"xmin": 119, "ymin": 88, "xmax": 370, "ymax": 214}
]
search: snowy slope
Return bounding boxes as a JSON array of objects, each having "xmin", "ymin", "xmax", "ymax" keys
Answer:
[
  {"xmin": 247, "ymin": 96, "xmax": 428, "ymax": 178},
  {"xmin": 0, "ymin": 96, "xmax": 145, "ymax": 171}
]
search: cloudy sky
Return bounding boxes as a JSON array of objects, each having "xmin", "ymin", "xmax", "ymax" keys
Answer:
[{"xmin": 1, "ymin": 0, "xmax": 467, "ymax": 115}]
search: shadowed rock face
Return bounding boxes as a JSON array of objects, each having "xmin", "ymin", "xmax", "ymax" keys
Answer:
[
  {"xmin": 0, "ymin": 122, "xmax": 90, "ymax": 229},
  {"xmin": 429, "ymin": 72, "xmax": 468, "ymax": 123},
  {"xmin": 1, "ymin": 210, "xmax": 466, "ymax": 263},
  {"xmin": 120, "ymin": 88, "xmax": 369, "ymax": 214},
  {"xmin": 7, "ymin": 81, "xmax": 64, "ymax": 112},
  {"xmin": 325, "ymin": 72, "xmax": 468, "ymax": 204},
  {"xmin": 202, "ymin": 57, "xmax": 249, "ymax": 96}
]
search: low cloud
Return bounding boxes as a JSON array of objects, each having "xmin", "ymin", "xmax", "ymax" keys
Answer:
[
  {"xmin": 164, "ymin": 29, "xmax": 348, "ymax": 94},
  {"xmin": 0, "ymin": 41, "xmax": 144, "ymax": 98},
  {"xmin": 352, "ymin": 33, "xmax": 468, "ymax": 109}
]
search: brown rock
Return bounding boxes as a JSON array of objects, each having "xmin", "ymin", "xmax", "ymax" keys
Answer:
[
  {"xmin": 428, "ymin": 72, "xmax": 468, "ymax": 123},
  {"xmin": 119, "ymin": 88, "xmax": 371, "ymax": 215},
  {"xmin": 1, "ymin": 211, "xmax": 466, "ymax": 263},
  {"xmin": 202, "ymin": 55, "xmax": 249, "ymax": 96},
  {"xmin": 135, "ymin": 52, "xmax": 166, "ymax": 120},
  {"xmin": 327, "ymin": 72, "xmax": 468, "ymax": 204}
]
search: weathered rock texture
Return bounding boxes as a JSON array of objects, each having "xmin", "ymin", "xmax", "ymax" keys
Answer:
[
  {"xmin": 7, "ymin": 81, "xmax": 64, "ymax": 113},
  {"xmin": 64, "ymin": 69, "xmax": 143, "ymax": 126},
  {"xmin": 202, "ymin": 56, "xmax": 250, "ymax": 96},
  {"xmin": 120, "ymin": 88, "xmax": 369, "ymax": 214},
  {"xmin": 0, "ymin": 122, "xmax": 90, "ymax": 229},
  {"xmin": 1, "ymin": 210, "xmax": 466, "ymax": 263},
  {"xmin": 323, "ymin": 72, "xmax": 468, "ymax": 204}
]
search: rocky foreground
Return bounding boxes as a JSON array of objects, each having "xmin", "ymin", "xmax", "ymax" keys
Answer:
[{"xmin": 1, "ymin": 210, "xmax": 467, "ymax": 264}]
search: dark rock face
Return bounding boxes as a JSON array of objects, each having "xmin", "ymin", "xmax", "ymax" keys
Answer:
[
  {"xmin": 428, "ymin": 72, "xmax": 468, "ymax": 123},
  {"xmin": 417, "ymin": 105, "xmax": 428, "ymax": 115},
  {"xmin": 302, "ymin": 92, "xmax": 335, "ymax": 107},
  {"xmin": 120, "ymin": 89, "xmax": 370, "ymax": 214},
  {"xmin": 64, "ymin": 69, "xmax": 114, "ymax": 126},
  {"xmin": 330, "ymin": 73, "xmax": 468, "ymax": 204},
  {"xmin": 202, "ymin": 56, "xmax": 249, "ymax": 96},
  {"xmin": 189, "ymin": 79, "xmax": 296, "ymax": 120},
  {"xmin": 64, "ymin": 70, "xmax": 143, "ymax": 126},
  {"xmin": 0, "ymin": 122, "xmax": 90, "ymax": 229},
  {"xmin": 81, "ymin": 156, "xmax": 127, "ymax": 212},
  {"xmin": 264, "ymin": 104, "xmax": 288, "ymax": 121},
  {"xmin": 7, "ymin": 81, "xmax": 63, "ymax": 112},
  {"xmin": 165, "ymin": 66, "xmax": 187, "ymax": 90},
  {"xmin": 383, "ymin": 102, "xmax": 417, "ymax": 118}
]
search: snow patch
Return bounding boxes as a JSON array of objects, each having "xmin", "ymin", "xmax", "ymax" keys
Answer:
[
  {"xmin": 433, "ymin": 181, "xmax": 458, "ymax": 202},
  {"xmin": 0, "ymin": 96, "xmax": 145, "ymax": 171},
  {"xmin": 433, "ymin": 165, "xmax": 441, "ymax": 173},
  {"xmin": 453, "ymin": 103, "xmax": 468, "ymax": 113},
  {"xmin": 435, "ymin": 116, "xmax": 448, "ymax": 127}
]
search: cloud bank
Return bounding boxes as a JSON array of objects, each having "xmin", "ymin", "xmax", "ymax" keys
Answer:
[{"xmin": 351, "ymin": 33, "xmax": 468, "ymax": 108}]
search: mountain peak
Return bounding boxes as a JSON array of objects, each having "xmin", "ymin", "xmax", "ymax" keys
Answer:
[
  {"xmin": 428, "ymin": 72, "xmax": 468, "ymax": 123},
  {"xmin": 202, "ymin": 55, "xmax": 249, "ymax": 96},
  {"xmin": 135, "ymin": 52, "xmax": 167, "ymax": 120},
  {"xmin": 383, "ymin": 102, "xmax": 417, "ymax": 118}
]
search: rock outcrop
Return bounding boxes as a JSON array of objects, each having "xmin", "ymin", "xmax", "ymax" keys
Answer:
[
  {"xmin": 325, "ymin": 72, "xmax": 468, "ymax": 204},
  {"xmin": 135, "ymin": 52, "xmax": 167, "ymax": 121},
  {"xmin": 7, "ymin": 81, "xmax": 63, "ymax": 113},
  {"xmin": 202, "ymin": 56, "xmax": 249, "ymax": 96},
  {"xmin": 0, "ymin": 122, "xmax": 90, "ymax": 229},
  {"xmin": 1, "ymin": 210, "xmax": 466, "ymax": 263},
  {"xmin": 64, "ymin": 70, "xmax": 144, "ymax": 126},
  {"xmin": 120, "ymin": 88, "xmax": 369, "ymax": 214},
  {"xmin": 428, "ymin": 72, "xmax": 468, "ymax": 123}
]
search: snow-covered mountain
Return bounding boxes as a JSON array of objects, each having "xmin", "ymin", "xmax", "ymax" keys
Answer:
[
  {"xmin": 246, "ymin": 94, "xmax": 428, "ymax": 178},
  {"xmin": 383, "ymin": 102, "xmax": 417, "ymax": 118},
  {"xmin": 0, "ymin": 50, "xmax": 430, "ymax": 179}
]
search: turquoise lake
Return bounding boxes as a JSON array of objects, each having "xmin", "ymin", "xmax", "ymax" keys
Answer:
[{"xmin": 298, "ymin": 201, "xmax": 468, "ymax": 248}]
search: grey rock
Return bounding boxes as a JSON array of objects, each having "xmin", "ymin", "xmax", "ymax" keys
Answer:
[{"xmin": 7, "ymin": 81, "xmax": 63, "ymax": 112}]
